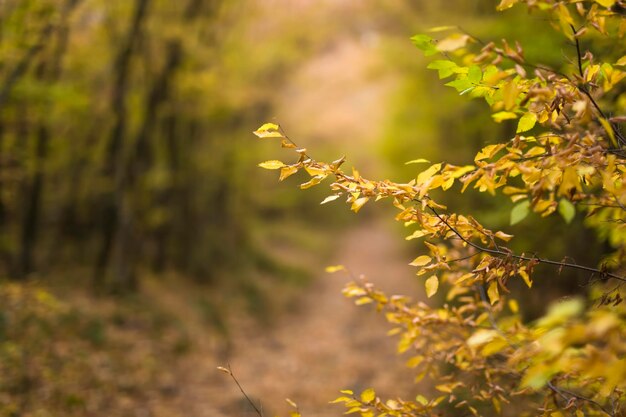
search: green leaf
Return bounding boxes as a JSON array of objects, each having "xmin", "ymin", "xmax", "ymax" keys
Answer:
[
  {"xmin": 510, "ymin": 200, "xmax": 530, "ymax": 225},
  {"xmin": 516, "ymin": 112, "xmax": 537, "ymax": 133},
  {"xmin": 467, "ymin": 65, "xmax": 482, "ymax": 84},
  {"xmin": 445, "ymin": 78, "xmax": 472, "ymax": 93},
  {"xmin": 558, "ymin": 199, "xmax": 575, "ymax": 224},
  {"xmin": 426, "ymin": 60, "xmax": 458, "ymax": 78},
  {"xmin": 410, "ymin": 34, "xmax": 437, "ymax": 56}
]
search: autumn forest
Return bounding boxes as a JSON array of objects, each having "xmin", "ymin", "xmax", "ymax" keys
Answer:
[{"xmin": 1, "ymin": 1, "xmax": 625, "ymax": 417}]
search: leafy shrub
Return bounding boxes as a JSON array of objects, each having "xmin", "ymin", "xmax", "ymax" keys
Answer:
[{"xmin": 255, "ymin": 1, "xmax": 626, "ymax": 415}]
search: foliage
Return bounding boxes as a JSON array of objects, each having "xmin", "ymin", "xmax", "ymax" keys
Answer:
[{"xmin": 256, "ymin": 1, "xmax": 626, "ymax": 415}]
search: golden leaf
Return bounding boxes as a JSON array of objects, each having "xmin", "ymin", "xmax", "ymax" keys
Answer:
[
  {"xmin": 360, "ymin": 388, "xmax": 375, "ymax": 403},
  {"xmin": 436, "ymin": 34, "xmax": 470, "ymax": 52},
  {"xmin": 487, "ymin": 281, "xmax": 499, "ymax": 304},
  {"xmin": 425, "ymin": 275, "xmax": 439, "ymax": 298},
  {"xmin": 320, "ymin": 195, "xmax": 341, "ymax": 205},
  {"xmin": 325, "ymin": 265, "xmax": 345, "ymax": 273},
  {"xmin": 279, "ymin": 165, "xmax": 298, "ymax": 181},
  {"xmin": 410, "ymin": 255, "xmax": 432, "ymax": 266},
  {"xmin": 258, "ymin": 160, "xmax": 285, "ymax": 170}
]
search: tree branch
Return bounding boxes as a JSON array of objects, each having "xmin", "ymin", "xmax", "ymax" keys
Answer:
[
  {"xmin": 427, "ymin": 205, "xmax": 626, "ymax": 284},
  {"xmin": 547, "ymin": 381, "xmax": 614, "ymax": 417}
]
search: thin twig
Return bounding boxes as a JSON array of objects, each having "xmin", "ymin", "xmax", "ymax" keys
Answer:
[
  {"xmin": 570, "ymin": 25, "xmax": 626, "ymax": 147},
  {"xmin": 427, "ymin": 206, "xmax": 626, "ymax": 284},
  {"xmin": 218, "ymin": 364, "xmax": 264, "ymax": 417},
  {"xmin": 547, "ymin": 381, "xmax": 614, "ymax": 417}
]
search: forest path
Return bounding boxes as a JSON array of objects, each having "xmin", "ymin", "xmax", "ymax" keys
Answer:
[
  {"xmin": 169, "ymin": 4, "xmax": 425, "ymax": 416},
  {"xmin": 178, "ymin": 220, "xmax": 423, "ymax": 417}
]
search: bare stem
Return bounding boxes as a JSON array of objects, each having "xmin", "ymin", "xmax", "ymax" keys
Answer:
[{"xmin": 218, "ymin": 364, "xmax": 264, "ymax": 417}]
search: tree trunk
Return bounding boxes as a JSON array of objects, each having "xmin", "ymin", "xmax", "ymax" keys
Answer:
[
  {"xmin": 16, "ymin": 0, "xmax": 80, "ymax": 279},
  {"xmin": 94, "ymin": 0, "xmax": 150, "ymax": 293}
]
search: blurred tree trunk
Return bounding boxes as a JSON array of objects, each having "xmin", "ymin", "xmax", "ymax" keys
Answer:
[
  {"xmin": 95, "ymin": 0, "xmax": 150, "ymax": 293},
  {"xmin": 133, "ymin": 0, "xmax": 212, "ymax": 272},
  {"xmin": 16, "ymin": 0, "xmax": 79, "ymax": 279}
]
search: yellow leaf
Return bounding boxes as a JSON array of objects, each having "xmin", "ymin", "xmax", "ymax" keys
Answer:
[
  {"xmin": 355, "ymin": 297, "xmax": 373, "ymax": 305},
  {"xmin": 558, "ymin": 167, "xmax": 582, "ymax": 196},
  {"xmin": 497, "ymin": 0, "xmax": 520, "ymax": 10},
  {"xmin": 427, "ymin": 25, "xmax": 456, "ymax": 32},
  {"xmin": 415, "ymin": 395, "xmax": 429, "ymax": 406},
  {"xmin": 594, "ymin": 0, "xmax": 615, "ymax": 7},
  {"xmin": 524, "ymin": 146, "xmax": 546, "ymax": 157},
  {"xmin": 258, "ymin": 160, "xmax": 285, "ymax": 170},
  {"xmin": 519, "ymin": 268, "xmax": 532, "ymax": 288},
  {"xmin": 351, "ymin": 197, "xmax": 369, "ymax": 213},
  {"xmin": 253, "ymin": 123, "xmax": 283, "ymax": 138},
  {"xmin": 305, "ymin": 166, "xmax": 327, "ymax": 177},
  {"xmin": 435, "ymin": 382, "xmax": 461, "ymax": 393},
  {"xmin": 410, "ymin": 255, "xmax": 432, "ymax": 266},
  {"xmin": 417, "ymin": 163, "xmax": 442, "ymax": 185},
  {"xmin": 425, "ymin": 275, "xmax": 439, "ymax": 298},
  {"xmin": 300, "ymin": 176, "xmax": 322, "ymax": 189},
  {"xmin": 325, "ymin": 265, "xmax": 345, "ymax": 273},
  {"xmin": 405, "ymin": 230, "xmax": 428, "ymax": 240},
  {"xmin": 475, "ymin": 144, "xmax": 504, "ymax": 161},
  {"xmin": 494, "ymin": 231, "xmax": 514, "ymax": 242},
  {"xmin": 516, "ymin": 112, "xmax": 537, "ymax": 133},
  {"xmin": 492, "ymin": 398, "xmax": 501, "ymax": 415},
  {"xmin": 405, "ymin": 158, "xmax": 431, "ymax": 165},
  {"xmin": 492, "ymin": 111, "xmax": 518, "ymax": 123},
  {"xmin": 467, "ymin": 329, "xmax": 498, "ymax": 348},
  {"xmin": 360, "ymin": 388, "xmax": 375, "ymax": 403},
  {"xmin": 320, "ymin": 195, "xmax": 340, "ymax": 204},
  {"xmin": 436, "ymin": 34, "xmax": 470, "ymax": 52},
  {"xmin": 487, "ymin": 281, "xmax": 499, "ymax": 304},
  {"xmin": 256, "ymin": 122, "xmax": 279, "ymax": 131},
  {"xmin": 502, "ymin": 79, "xmax": 520, "ymax": 111},
  {"xmin": 279, "ymin": 165, "xmax": 298, "ymax": 181},
  {"xmin": 599, "ymin": 117, "xmax": 617, "ymax": 147},
  {"xmin": 286, "ymin": 398, "xmax": 298, "ymax": 408}
]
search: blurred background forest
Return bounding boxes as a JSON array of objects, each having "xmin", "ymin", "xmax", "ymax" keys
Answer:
[{"xmin": 0, "ymin": 1, "xmax": 609, "ymax": 416}]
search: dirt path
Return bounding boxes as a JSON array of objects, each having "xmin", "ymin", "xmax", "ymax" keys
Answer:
[{"xmin": 174, "ymin": 220, "xmax": 422, "ymax": 417}]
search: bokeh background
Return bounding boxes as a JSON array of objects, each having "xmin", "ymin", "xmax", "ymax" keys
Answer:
[{"xmin": 0, "ymin": 1, "xmax": 605, "ymax": 416}]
